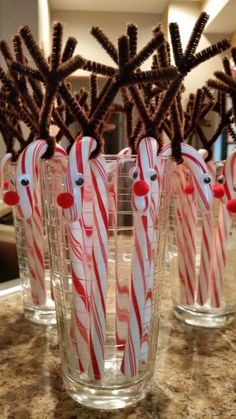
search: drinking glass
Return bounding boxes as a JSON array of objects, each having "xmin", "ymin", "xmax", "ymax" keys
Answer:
[{"xmin": 45, "ymin": 154, "xmax": 173, "ymax": 409}]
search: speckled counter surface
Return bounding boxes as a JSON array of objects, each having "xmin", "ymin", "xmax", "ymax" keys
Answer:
[{"xmin": 1, "ymin": 280, "xmax": 236, "ymax": 419}]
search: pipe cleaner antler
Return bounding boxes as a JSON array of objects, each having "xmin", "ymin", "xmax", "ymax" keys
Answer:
[
  {"xmin": 195, "ymin": 91, "xmax": 233, "ymax": 160},
  {"xmin": 207, "ymin": 50, "xmax": 236, "ymax": 142},
  {"xmin": 56, "ymin": 25, "xmax": 177, "ymax": 156},
  {"xmin": 116, "ymin": 16, "xmax": 230, "ymax": 161},
  {"xmin": 8, "ymin": 23, "xmax": 86, "ymax": 157},
  {"xmin": 153, "ymin": 12, "xmax": 230, "ymax": 160},
  {"xmin": 11, "ymin": 24, "xmax": 177, "ymax": 156}
]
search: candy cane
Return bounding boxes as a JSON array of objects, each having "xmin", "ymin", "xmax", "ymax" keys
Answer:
[
  {"xmin": 0, "ymin": 153, "xmax": 12, "ymax": 201},
  {"xmin": 197, "ymin": 151, "xmax": 215, "ymax": 306},
  {"xmin": 162, "ymin": 144, "xmax": 213, "ymax": 306},
  {"xmin": 88, "ymin": 153, "xmax": 109, "ymax": 381},
  {"xmin": 140, "ymin": 153, "xmax": 161, "ymax": 366},
  {"xmin": 162, "ymin": 143, "xmax": 213, "ymax": 210},
  {"xmin": 121, "ymin": 137, "xmax": 159, "ymax": 377},
  {"xmin": 57, "ymin": 137, "xmax": 96, "ymax": 373},
  {"xmin": 173, "ymin": 165, "xmax": 197, "ymax": 305},
  {"xmin": 4, "ymin": 140, "xmax": 66, "ymax": 306},
  {"xmin": 107, "ymin": 147, "xmax": 132, "ymax": 350},
  {"xmin": 210, "ymin": 150, "xmax": 236, "ymax": 307},
  {"xmin": 223, "ymin": 149, "xmax": 236, "ymax": 212}
]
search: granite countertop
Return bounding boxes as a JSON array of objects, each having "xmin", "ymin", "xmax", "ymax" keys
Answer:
[{"xmin": 1, "ymin": 279, "xmax": 236, "ymax": 419}]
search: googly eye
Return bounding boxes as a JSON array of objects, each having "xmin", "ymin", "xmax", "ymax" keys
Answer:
[
  {"xmin": 129, "ymin": 167, "xmax": 140, "ymax": 181},
  {"xmin": 217, "ymin": 175, "xmax": 225, "ymax": 184},
  {"xmin": 75, "ymin": 173, "xmax": 84, "ymax": 187},
  {"xmin": 150, "ymin": 173, "xmax": 157, "ymax": 181},
  {"xmin": 202, "ymin": 174, "xmax": 211, "ymax": 184},
  {"xmin": 147, "ymin": 168, "xmax": 158, "ymax": 181},
  {"xmin": 21, "ymin": 178, "xmax": 30, "ymax": 186},
  {"xmin": 18, "ymin": 174, "xmax": 30, "ymax": 186}
]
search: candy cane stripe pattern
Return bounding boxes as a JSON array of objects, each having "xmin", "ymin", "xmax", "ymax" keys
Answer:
[
  {"xmin": 161, "ymin": 143, "xmax": 213, "ymax": 211},
  {"xmin": 140, "ymin": 148, "xmax": 160, "ymax": 366},
  {"xmin": 107, "ymin": 147, "xmax": 132, "ymax": 350},
  {"xmin": 57, "ymin": 137, "xmax": 96, "ymax": 373},
  {"xmin": 173, "ymin": 166, "xmax": 197, "ymax": 305},
  {"xmin": 211, "ymin": 203, "xmax": 231, "ymax": 308},
  {"xmin": 162, "ymin": 144, "xmax": 213, "ymax": 307},
  {"xmin": 121, "ymin": 137, "xmax": 159, "ymax": 377},
  {"xmin": 223, "ymin": 149, "xmax": 236, "ymax": 212},
  {"xmin": 88, "ymin": 154, "xmax": 109, "ymax": 381},
  {"xmin": 211, "ymin": 150, "xmax": 236, "ymax": 308},
  {"xmin": 197, "ymin": 154, "xmax": 215, "ymax": 306},
  {"xmin": 16, "ymin": 141, "xmax": 48, "ymax": 305},
  {"xmin": 0, "ymin": 153, "xmax": 12, "ymax": 201},
  {"xmin": 4, "ymin": 140, "xmax": 66, "ymax": 306}
]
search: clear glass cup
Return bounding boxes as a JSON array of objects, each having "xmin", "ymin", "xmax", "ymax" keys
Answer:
[
  {"xmin": 168, "ymin": 161, "xmax": 236, "ymax": 328},
  {"xmin": 9, "ymin": 163, "xmax": 56, "ymax": 325},
  {"xmin": 44, "ymin": 154, "xmax": 173, "ymax": 410}
]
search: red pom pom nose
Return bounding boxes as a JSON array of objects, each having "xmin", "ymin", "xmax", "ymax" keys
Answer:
[
  {"xmin": 4, "ymin": 191, "xmax": 19, "ymax": 206},
  {"xmin": 213, "ymin": 184, "xmax": 225, "ymax": 199},
  {"xmin": 227, "ymin": 198, "xmax": 236, "ymax": 213},
  {"xmin": 133, "ymin": 180, "xmax": 150, "ymax": 196},
  {"xmin": 184, "ymin": 184, "xmax": 194, "ymax": 194},
  {"xmin": 57, "ymin": 192, "xmax": 74, "ymax": 209}
]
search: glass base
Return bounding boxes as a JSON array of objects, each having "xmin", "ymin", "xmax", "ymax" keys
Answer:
[
  {"xmin": 24, "ymin": 306, "xmax": 57, "ymax": 325},
  {"xmin": 174, "ymin": 305, "xmax": 235, "ymax": 328},
  {"xmin": 63, "ymin": 372, "xmax": 148, "ymax": 410}
]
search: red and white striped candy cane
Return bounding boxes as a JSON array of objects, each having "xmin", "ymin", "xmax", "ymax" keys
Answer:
[
  {"xmin": 173, "ymin": 165, "xmax": 197, "ymax": 305},
  {"xmin": 88, "ymin": 153, "xmax": 109, "ymax": 381},
  {"xmin": 162, "ymin": 144, "xmax": 213, "ymax": 306},
  {"xmin": 210, "ymin": 150, "xmax": 236, "ymax": 307},
  {"xmin": 0, "ymin": 153, "xmax": 12, "ymax": 201},
  {"xmin": 223, "ymin": 149, "xmax": 236, "ymax": 212},
  {"xmin": 140, "ymin": 149, "xmax": 161, "ymax": 366},
  {"xmin": 57, "ymin": 136, "xmax": 96, "ymax": 373},
  {"xmin": 121, "ymin": 137, "xmax": 159, "ymax": 377},
  {"xmin": 4, "ymin": 140, "xmax": 66, "ymax": 306},
  {"xmin": 107, "ymin": 147, "xmax": 132, "ymax": 350},
  {"xmin": 162, "ymin": 144, "xmax": 213, "ymax": 211},
  {"xmin": 108, "ymin": 147, "xmax": 131, "ymax": 228},
  {"xmin": 197, "ymin": 150, "xmax": 215, "ymax": 306}
]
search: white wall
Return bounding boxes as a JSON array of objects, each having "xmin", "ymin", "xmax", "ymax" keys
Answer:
[
  {"xmin": 51, "ymin": 10, "xmax": 162, "ymax": 73},
  {"xmin": 0, "ymin": 0, "xmax": 39, "ymax": 68},
  {"xmin": 38, "ymin": 0, "xmax": 51, "ymax": 55}
]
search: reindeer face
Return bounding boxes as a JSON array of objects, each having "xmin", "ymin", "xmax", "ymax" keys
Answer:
[
  {"xmin": 4, "ymin": 141, "xmax": 67, "ymax": 219},
  {"xmin": 3, "ymin": 141, "xmax": 47, "ymax": 219},
  {"xmin": 181, "ymin": 153, "xmax": 213, "ymax": 211},
  {"xmin": 131, "ymin": 138, "xmax": 159, "ymax": 215},
  {"xmin": 162, "ymin": 143, "xmax": 213, "ymax": 211},
  {"xmin": 57, "ymin": 137, "xmax": 96, "ymax": 222}
]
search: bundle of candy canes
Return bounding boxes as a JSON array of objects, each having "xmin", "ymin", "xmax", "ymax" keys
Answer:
[
  {"xmin": 163, "ymin": 50, "xmax": 236, "ymax": 310},
  {"xmin": 0, "ymin": 13, "xmax": 234, "ymax": 379},
  {"xmin": 168, "ymin": 147, "xmax": 236, "ymax": 309}
]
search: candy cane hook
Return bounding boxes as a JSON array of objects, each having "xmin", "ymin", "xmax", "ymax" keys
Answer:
[{"xmin": 161, "ymin": 143, "xmax": 213, "ymax": 211}]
